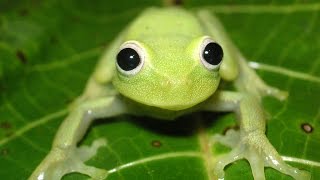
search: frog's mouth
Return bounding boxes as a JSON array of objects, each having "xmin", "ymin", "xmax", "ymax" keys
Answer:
[
  {"xmin": 124, "ymin": 80, "xmax": 218, "ymax": 111},
  {"xmin": 147, "ymin": 98, "xmax": 202, "ymax": 111},
  {"xmin": 127, "ymin": 92, "xmax": 209, "ymax": 111}
]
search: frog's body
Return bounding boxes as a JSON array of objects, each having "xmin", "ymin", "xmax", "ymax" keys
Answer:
[{"xmin": 30, "ymin": 7, "xmax": 310, "ymax": 180}]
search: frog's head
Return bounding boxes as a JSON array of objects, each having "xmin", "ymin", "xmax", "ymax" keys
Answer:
[{"xmin": 112, "ymin": 36, "xmax": 223, "ymax": 111}]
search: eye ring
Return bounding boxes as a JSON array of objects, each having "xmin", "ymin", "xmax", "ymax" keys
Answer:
[
  {"xmin": 199, "ymin": 36, "xmax": 223, "ymax": 70},
  {"xmin": 116, "ymin": 41, "xmax": 145, "ymax": 76}
]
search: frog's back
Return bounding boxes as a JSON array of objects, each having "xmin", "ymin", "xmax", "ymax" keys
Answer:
[{"xmin": 125, "ymin": 7, "xmax": 204, "ymax": 41}]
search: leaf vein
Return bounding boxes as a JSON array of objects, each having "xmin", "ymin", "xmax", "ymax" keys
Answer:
[
  {"xmin": 202, "ymin": 3, "xmax": 320, "ymax": 14},
  {"xmin": 29, "ymin": 47, "xmax": 102, "ymax": 72},
  {"xmin": 249, "ymin": 61, "xmax": 320, "ymax": 83},
  {"xmin": 107, "ymin": 151, "xmax": 202, "ymax": 175},
  {"xmin": 0, "ymin": 109, "xmax": 67, "ymax": 147},
  {"xmin": 282, "ymin": 155, "xmax": 320, "ymax": 167}
]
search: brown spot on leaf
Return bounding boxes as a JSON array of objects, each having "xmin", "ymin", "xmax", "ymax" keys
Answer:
[
  {"xmin": 301, "ymin": 123, "xmax": 313, "ymax": 133},
  {"xmin": 19, "ymin": 9, "xmax": 29, "ymax": 16},
  {"xmin": 0, "ymin": 122, "xmax": 11, "ymax": 130},
  {"xmin": 16, "ymin": 50, "xmax": 27, "ymax": 64},
  {"xmin": 172, "ymin": 0, "xmax": 183, "ymax": 5},
  {"xmin": 164, "ymin": 0, "xmax": 183, "ymax": 6},
  {"xmin": 151, "ymin": 140, "xmax": 162, "ymax": 148}
]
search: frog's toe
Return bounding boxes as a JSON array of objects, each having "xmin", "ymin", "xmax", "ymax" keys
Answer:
[
  {"xmin": 214, "ymin": 144, "xmax": 245, "ymax": 179},
  {"xmin": 67, "ymin": 160, "xmax": 108, "ymax": 180},
  {"xmin": 261, "ymin": 85, "xmax": 288, "ymax": 101},
  {"xmin": 65, "ymin": 138, "xmax": 108, "ymax": 179},
  {"xmin": 212, "ymin": 128, "xmax": 240, "ymax": 148},
  {"xmin": 264, "ymin": 155, "xmax": 310, "ymax": 180},
  {"xmin": 247, "ymin": 148, "xmax": 266, "ymax": 180},
  {"xmin": 76, "ymin": 138, "xmax": 107, "ymax": 161}
]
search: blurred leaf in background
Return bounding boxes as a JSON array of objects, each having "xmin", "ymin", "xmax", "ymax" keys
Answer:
[{"xmin": 0, "ymin": 0, "xmax": 319, "ymax": 179}]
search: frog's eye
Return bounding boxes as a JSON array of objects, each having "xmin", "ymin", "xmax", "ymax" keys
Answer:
[
  {"xmin": 116, "ymin": 41, "xmax": 145, "ymax": 76},
  {"xmin": 199, "ymin": 37, "xmax": 223, "ymax": 70}
]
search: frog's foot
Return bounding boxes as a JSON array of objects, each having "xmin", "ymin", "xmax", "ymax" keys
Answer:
[
  {"xmin": 213, "ymin": 130, "xmax": 310, "ymax": 180},
  {"xmin": 29, "ymin": 138, "xmax": 108, "ymax": 180},
  {"xmin": 235, "ymin": 61, "xmax": 288, "ymax": 101}
]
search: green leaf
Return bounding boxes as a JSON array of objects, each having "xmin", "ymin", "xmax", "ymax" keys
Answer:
[{"xmin": 0, "ymin": 0, "xmax": 319, "ymax": 179}]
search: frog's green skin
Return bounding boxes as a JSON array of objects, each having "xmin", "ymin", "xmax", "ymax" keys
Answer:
[{"xmin": 29, "ymin": 8, "xmax": 310, "ymax": 180}]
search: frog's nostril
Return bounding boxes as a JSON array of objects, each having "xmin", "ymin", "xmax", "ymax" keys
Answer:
[
  {"xmin": 185, "ymin": 79, "xmax": 192, "ymax": 85},
  {"xmin": 161, "ymin": 79, "xmax": 171, "ymax": 87},
  {"xmin": 161, "ymin": 78, "xmax": 191, "ymax": 88}
]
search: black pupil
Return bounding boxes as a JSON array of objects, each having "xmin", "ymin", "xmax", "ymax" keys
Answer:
[
  {"xmin": 202, "ymin": 42, "xmax": 223, "ymax": 65},
  {"xmin": 117, "ymin": 48, "xmax": 140, "ymax": 71}
]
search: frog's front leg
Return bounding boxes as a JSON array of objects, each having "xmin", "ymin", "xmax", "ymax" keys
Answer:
[
  {"xmin": 29, "ymin": 95, "xmax": 126, "ymax": 180},
  {"xmin": 203, "ymin": 91, "xmax": 310, "ymax": 180}
]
